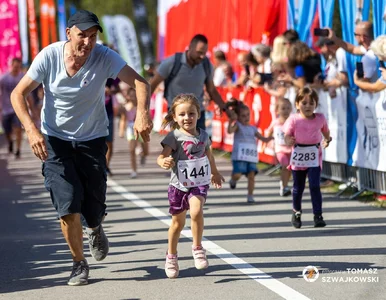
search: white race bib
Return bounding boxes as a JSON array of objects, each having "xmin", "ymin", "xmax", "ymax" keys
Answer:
[
  {"xmin": 273, "ymin": 127, "xmax": 286, "ymax": 145},
  {"xmin": 237, "ymin": 142, "xmax": 258, "ymax": 163},
  {"xmin": 177, "ymin": 156, "xmax": 211, "ymax": 188},
  {"xmin": 290, "ymin": 145, "xmax": 319, "ymax": 168}
]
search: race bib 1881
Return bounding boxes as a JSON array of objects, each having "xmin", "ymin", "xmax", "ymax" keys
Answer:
[
  {"xmin": 290, "ymin": 145, "xmax": 319, "ymax": 168},
  {"xmin": 237, "ymin": 142, "xmax": 258, "ymax": 163},
  {"xmin": 177, "ymin": 156, "xmax": 211, "ymax": 187}
]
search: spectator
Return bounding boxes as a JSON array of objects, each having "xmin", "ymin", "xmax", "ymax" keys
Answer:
[
  {"xmin": 213, "ymin": 50, "xmax": 228, "ymax": 87},
  {"xmin": 316, "ymin": 37, "xmax": 349, "ymax": 97},
  {"xmin": 271, "ymin": 35, "xmax": 289, "ymax": 66},
  {"xmin": 216, "ymin": 61, "xmax": 235, "ymax": 87},
  {"xmin": 251, "ymin": 44, "xmax": 272, "ymax": 86},
  {"xmin": 354, "ymin": 35, "xmax": 386, "ymax": 92},
  {"xmin": 283, "ymin": 29, "xmax": 300, "ymax": 47},
  {"xmin": 281, "ymin": 41, "xmax": 323, "ymax": 89},
  {"xmin": 235, "ymin": 51, "xmax": 251, "ymax": 87},
  {"xmin": 329, "ymin": 21, "xmax": 378, "ymax": 83}
]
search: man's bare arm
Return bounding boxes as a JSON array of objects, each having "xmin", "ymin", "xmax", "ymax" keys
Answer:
[
  {"xmin": 118, "ymin": 65, "xmax": 153, "ymax": 142},
  {"xmin": 118, "ymin": 65, "xmax": 150, "ymax": 113},
  {"xmin": 205, "ymin": 79, "xmax": 225, "ymax": 110},
  {"xmin": 327, "ymin": 28, "xmax": 364, "ymax": 55}
]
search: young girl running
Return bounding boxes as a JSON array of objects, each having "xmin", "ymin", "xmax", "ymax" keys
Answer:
[
  {"xmin": 283, "ymin": 87, "xmax": 332, "ymax": 229},
  {"xmin": 157, "ymin": 93, "xmax": 224, "ymax": 279},
  {"xmin": 119, "ymin": 84, "xmax": 149, "ymax": 178},
  {"xmin": 228, "ymin": 103, "xmax": 273, "ymax": 203},
  {"xmin": 266, "ymin": 98, "xmax": 293, "ymax": 196}
]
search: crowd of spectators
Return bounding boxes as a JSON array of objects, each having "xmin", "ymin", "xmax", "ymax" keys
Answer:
[{"xmin": 211, "ymin": 23, "xmax": 386, "ymax": 107}]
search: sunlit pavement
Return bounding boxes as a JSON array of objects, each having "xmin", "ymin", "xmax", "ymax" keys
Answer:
[{"xmin": 0, "ymin": 132, "xmax": 385, "ymax": 300}]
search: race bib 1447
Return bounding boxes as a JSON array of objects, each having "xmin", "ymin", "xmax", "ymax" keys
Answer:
[{"xmin": 177, "ymin": 156, "xmax": 211, "ymax": 188}]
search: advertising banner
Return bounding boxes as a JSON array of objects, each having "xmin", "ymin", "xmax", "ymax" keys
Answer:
[{"xmin": 0, "ymin": 0, "xmax": 21, "ymax": 74}]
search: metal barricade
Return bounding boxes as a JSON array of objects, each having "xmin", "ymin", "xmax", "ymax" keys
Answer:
[
  {"xmin": 322, "ymin": 161, "xmax": 386, "ymax": 199},
  {"xmin": 357, "ymin": 167, "xmax": 386, "ymax": 195}
]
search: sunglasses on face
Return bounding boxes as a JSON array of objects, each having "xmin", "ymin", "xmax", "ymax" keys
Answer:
[{"xmin": 354, "ymin": 33, "xmax": 369, "ymax": 38}]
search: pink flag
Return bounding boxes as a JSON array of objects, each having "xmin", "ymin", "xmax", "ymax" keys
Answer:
[{"xmin": 0, "ymin": 0, "xmax": 21, "ymax": 74}]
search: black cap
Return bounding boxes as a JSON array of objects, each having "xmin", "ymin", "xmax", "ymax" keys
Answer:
[
  {"xmin": 67, "ymin": 10, "xmax": 103, "ymax": 33},
  {"xmin": 316, "ymin": 37, "xmax": 334, "ymax": 47}
]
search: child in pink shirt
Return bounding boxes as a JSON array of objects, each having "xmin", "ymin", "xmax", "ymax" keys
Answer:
[
  {"xmin": 266, "ymin": 98, "xmax": 293, "ymax": 196},
  {"xmin": 284, "ymin": 87, "xmax": 331, "ymax": 229}
]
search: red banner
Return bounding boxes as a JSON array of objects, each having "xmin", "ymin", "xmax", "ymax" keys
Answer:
[
  {"xmin": 40, "ymin": 0, "xmax": 50, "ymax": 48},
  {"xmin": 27, "ymin": 0, "xmax": 39, "ymax": 59},
  {"xmin": 48, "ymin": 0, "xmax": 57, "ymax": 43},
  {"xmin": 0, "ymin": 0, "xmax": 21, "ymax": 74},
  {"xmin": 158, "ymin": 0, "xmax": 287, "ymax": 67}
]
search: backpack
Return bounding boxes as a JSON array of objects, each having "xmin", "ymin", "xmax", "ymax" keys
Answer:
[{"xmin": 163, "ymin": 52, "xmax": 211, "ymax": 100}]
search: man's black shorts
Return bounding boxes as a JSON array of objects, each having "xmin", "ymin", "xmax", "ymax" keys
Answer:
[{"xmin": 42, "ymin": 135, "xmax": 108, "ymax": 228}]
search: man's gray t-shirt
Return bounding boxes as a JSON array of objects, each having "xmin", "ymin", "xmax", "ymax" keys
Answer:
[
  {"xmin": 27, "ymin": 42, "xmax": 127, "ymax": 141},
  {"xmin": 231, "ymin": 121, "xmax": 258, "ymax": 161},
  {"xmin": 157, "ymin": 52, "xmax": 213, "ymax": 111},
  {"xmin": 161, "ymin": 129, "xmax": 211, "ymax": 192}
]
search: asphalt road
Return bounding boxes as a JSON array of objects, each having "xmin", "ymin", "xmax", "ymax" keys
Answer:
[{"xmin": 0, "ymin": 132, "xmax": 385, "ymax": 300}]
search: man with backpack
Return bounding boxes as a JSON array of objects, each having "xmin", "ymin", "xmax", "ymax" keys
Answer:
[{"xmin": 150, "ymin": 34, "xmax": 231, "ymax": 129}]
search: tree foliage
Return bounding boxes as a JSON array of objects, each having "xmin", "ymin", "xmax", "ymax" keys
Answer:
[{"xmin": 77, "ymin": 0, "xmax": 158, "ymax": 46}]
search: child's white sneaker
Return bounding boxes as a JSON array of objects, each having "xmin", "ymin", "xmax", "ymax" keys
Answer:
[
  {"xmin": 192, "ymin": 246, "xmax": 209, "ymax": 270},
  {"xmin": 247, "ymin": 195, "xmax": 255, "ymax": 203},
  {"xmin": 165, "ymin": 253, "xmax": 179, "ymax": 278}
]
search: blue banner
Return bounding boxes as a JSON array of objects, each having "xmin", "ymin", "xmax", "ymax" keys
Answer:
[
  {"xmin": 57, "ymin": 0, "xmax": 66, "ymax": 41},
  {"xmin": 297, "ymin": 0, "xmax": 318, "ymax": 44},
  {"xmin": 288, "ymin": 0, "xmax": 317, "ymax": 44},
  {"xmin": 69, "ymin": 4, "xmax": 76, "ymax": 16},
  {"xmin": 317, "ymin": 0, "xmax": 334, "ymax": 28},
  {"xmin": 372, "ymin": 0, "xmax": 386, "ymax": 37},
  {"xmin": 287, "ymin": 0, "xmax": 296, "ymax": 29},
  {"xmin": 317, "ymin": 0, "xmax": 335, "ymax": 70}
]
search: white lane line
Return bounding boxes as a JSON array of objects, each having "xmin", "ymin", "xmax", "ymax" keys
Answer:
[{"xmin": 108, "ymin": 179, "xmax": 310, "ymax": 300}]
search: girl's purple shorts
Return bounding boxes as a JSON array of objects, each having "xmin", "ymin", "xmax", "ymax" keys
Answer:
[{"xmin": 167, "ymin": 185, "xmax": 209, "ymax": 215}]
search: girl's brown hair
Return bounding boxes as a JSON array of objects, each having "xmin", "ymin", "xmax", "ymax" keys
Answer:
[
  {"xmin": 295, "ymin": 87, "xmax": 319, "ymax": 107},
  {"xmin": 287, "ymin": 41, "xmax": 315, "ymax": 68},
  {"xmin": 162, "ymin": 93, "xmax": 201, "ymax": 130}
]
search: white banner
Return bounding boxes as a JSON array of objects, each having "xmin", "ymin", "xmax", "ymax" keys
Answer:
[
  {"xmin": 316, "ymin": 88, "xmax": 348, "ymax": 164},
  {"xmin": 101, "ymin": 15, "xmax": 120, "ymax": 52},
  {"xmin": 18, "ymin": 0, "xmax": 28, "ymax": 65},
  {"xmin": 113, "ymin": 15, "xmax": 142, "ymax": 75},
  {"xmin": 352, "ymin": 90, "xmax": 386, "ymax": 171}
]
